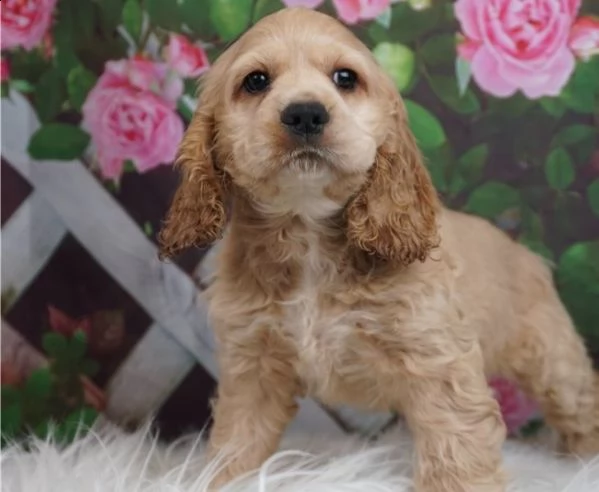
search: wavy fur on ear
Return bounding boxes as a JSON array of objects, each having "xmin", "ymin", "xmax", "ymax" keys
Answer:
[
  {"xmin": 345, "ymin": 97, "xmax": 440, "ymax": 267},
  {"xmin": 158, "ymin": 88, "xmax": 229, "ymax": 259}
]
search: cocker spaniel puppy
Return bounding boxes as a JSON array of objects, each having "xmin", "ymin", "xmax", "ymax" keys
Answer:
[{"xmin": 159, "ymin": 7, "xmax": 599, "ymax": 491}]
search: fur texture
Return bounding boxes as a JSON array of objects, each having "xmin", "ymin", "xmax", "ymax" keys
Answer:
[
  {"xmin": 2, "ymin": 422, "xmax": 599, "ymax": 492},
  {"xmin": 158, "ymin": 7, "xmax": 599, "ymax": 492}
]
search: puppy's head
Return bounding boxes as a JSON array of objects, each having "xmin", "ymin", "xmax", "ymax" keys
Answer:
[{"xmin": 159, "ymin": 7, "xmax": 439, "ymax": 265}]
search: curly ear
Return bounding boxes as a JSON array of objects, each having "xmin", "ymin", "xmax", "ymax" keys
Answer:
[
  {"xmin": 345, "ymin": 96, "xmax": 440, "ymax": 267},
  {"xmin": 158, "ymin": 96, "xmax": 229, "ymax": 259}
]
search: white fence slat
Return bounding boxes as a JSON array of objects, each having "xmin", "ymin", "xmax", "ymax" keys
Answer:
[
  {"xmin": 1, "ymin": 92, "xmax": 344, "ymax": 437},
  {"xmin": 1, "ymin": 192, "xmax": 67, "ymax": 307},
  {"xmin": 2, "ymin": 93, "xmax": 218, "ymax": 374},
  {"xmin": 105, "ymin": 323, "xmax": 196, "ymax": 423}
]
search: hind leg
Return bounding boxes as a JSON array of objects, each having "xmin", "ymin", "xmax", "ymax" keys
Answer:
[{"xmin": 502, "ymin": 294, "xmax": 599, "ymax": 455}]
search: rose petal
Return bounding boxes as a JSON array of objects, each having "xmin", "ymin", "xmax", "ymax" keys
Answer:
[{"xmin": 471, "ymin": 47, "xmax": 518, "ymax": 98}]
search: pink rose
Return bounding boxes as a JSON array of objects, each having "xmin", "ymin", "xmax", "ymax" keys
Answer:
[
  {"xmin": 455, "ymin": 0, "xmax": 581, "ymax": 99},
  {"xmin": 82, "ymin": 58, "xmax": 184, "ymax": 180},
  {"xmin": 282, "ymin": 0, "xmax": 325, "ymax": 7},
  {"xmin": 1, "ymin": 58, "xmax": 10, "ymax": 82},
  {"xmin": 569, "ymin": 16, "xmax": 599, "ymax": 61},
  {"xmin": 332, "ymin": 0, "xmax": 391, "ymax": 25},
  {"xmin": 165, "ymin": 34, "xmax": 210, "ymax": 79},
  {"xmin": 489, "ymin": 377, "xmax": 540, "ymax": 435},
  {"xmin": 1, "ymin": 0, "xmax": 57, "ymax": 51}
]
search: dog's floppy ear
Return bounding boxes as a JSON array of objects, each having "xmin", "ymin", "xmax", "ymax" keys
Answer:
[
  {"xmin": 158, "ymin": 72, "xmax": 229, "ymax": 260},
  {"xmin": 345, "ymin": 86, "xmax": 440, "ymax": 267}
]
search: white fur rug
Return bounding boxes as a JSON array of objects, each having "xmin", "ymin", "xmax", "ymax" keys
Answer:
[{"xmin": 2, "ymin": 421, "xmax": 599, "ymax": 492}]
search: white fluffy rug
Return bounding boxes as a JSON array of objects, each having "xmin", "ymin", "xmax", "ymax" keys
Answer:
[{"xmin": 2, "ymin": 420, "xmax": 599, "ymax": 492}]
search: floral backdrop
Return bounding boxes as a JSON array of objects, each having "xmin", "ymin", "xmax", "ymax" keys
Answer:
[{"xmin": 1, "ymin": 0, "xmax": 598, "ymax": 442}]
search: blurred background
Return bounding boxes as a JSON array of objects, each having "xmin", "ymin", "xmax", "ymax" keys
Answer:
[{"xmin": 1, "ymin": 0, "xmax": 598, "ymax": 447}]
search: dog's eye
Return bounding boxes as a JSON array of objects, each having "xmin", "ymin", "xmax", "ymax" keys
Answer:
[
  {"xmin": 332, "ymin": 69, "xmax": 358, "ymax": 90},
  {"xmin": 242, "ymin": 71, "xmax": 270, "ymax": 94}
]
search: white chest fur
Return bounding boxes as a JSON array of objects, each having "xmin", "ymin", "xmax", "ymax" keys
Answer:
[{"xmin": 278, "ymin": 228, "xmax": 378, "ymax": 400}]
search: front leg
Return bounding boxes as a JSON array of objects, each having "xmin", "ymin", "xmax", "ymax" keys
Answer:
[
  {"xmin": 207, "ymin": 329, "xmax": 299, "ymax": 489},
  {"xmin": 401, "ymin": 338, "xmax": 507, "ymax": 492}
]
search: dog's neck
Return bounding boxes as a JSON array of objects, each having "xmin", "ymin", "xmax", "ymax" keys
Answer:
[{"xmin": 218, "ymin": 190, "xmax": 390, "ymax": 298}]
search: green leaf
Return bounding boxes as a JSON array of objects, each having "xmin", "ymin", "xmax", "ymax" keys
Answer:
[
  {"xmin": 588, "ymin": 179, "xmax": 599, "ymax": 217},
  {"xmin": 180, "ymin": 0, "xmax": 215, "ymax": 37},
  {"xmin": 146, "ymin": 0, "xmax": 181, "ymax": 31},
  {"xmin": 570, "ymin": 133, "xmax": 597, "ymax": 167},
  {"xmin": 367, "ymin": 23, "xmax": 389, "ymax": 45},
  {"xmin": 34, "ymin": 70, "xmax": 64, "ymax": 123},
  {"xmin": 24, "ymin": 368, "xmax": 53, "ymax": 400},
  {"xmin": 69, "ymin": 331, "xmax": 88, "ymax": 361},
  {"xmin": 1, "ymin": 386, "xmax": 20, "ymax": 407},
  {"xmin": 560, "ymin": 58, "xmax": 599, "ymax": 114},
  {"xmin": 52, "ymin": 0, "xmax": 79, "ymax": 77},
  {"xmin": 428, "ymin": 75, "xmax": 479, "ymax": 114},
  {"xmin": 372, "ymin": 43, "xmax": 415, "ymax": 92},
  {"xmin": 551, "ymin": 124, "xmax": 598, "ymax": 149},
  {"xmin": 123, "ymin": 0, "xmax": 143, "ymax": 42},
  {"xmin": 81, "ymin": 359, "xmax": 100, "ymax": 377},
  {"xmin": 209, "ymin": 0, "xmax": 252, "ymax": 41},
  {"xmin": 0, "ymin": 404, "xmax": 22, "ymax": 440},
  {"xmin": 420, "ymin": 34, "xmax": 456, "ymax": 67},
  {"xmin": 177, "ymin": 99, "xmax": 194, "ymax": 122},
  {"xmin": 556, "ymin": 241, "xmax": 599, "ymax": 338},
  {"xmin": 11, "ymin": 79, "xmax": 36, "ymax": 93},
  {"xmin": 143, "ymin": 221, "xmax": 154, "ymax": 236},
  {"xmin": 252, "ymin": 0, "xmax": 282, "ymax": 23},
  {"xmin": 98, "ymin": 0, "xmax": 124, "ymax": 33},
  {"xmin": 42, "ymin": 332, "xmax": 69, "ymax": 359},
  {"xmin": 404, "ymin": 99, "xmax": 446, "ymax": 149},
  {"xmin": 388, "ymin": 2, "xmax": 442, "ymax": 44},
  {"xmin": 545, "ymin": 148, "xmax": 575, "ymax": 190},
  {"xmin": 70, "ymin": 0, "xmax": 95, "ymax": 46},
  {"xmin": 421, "ymin": 144, "xmax": 450, "ymax": 193},
  {"xmin": 457, "ymin": 144, "xmax": 488, "ymax": 184},
  {"xmin": 520, "ymin": 206, "xmax": 544, "ymax": 241},
  {"xmin": 67, "ymin": 65, "xmax": 97, "ymax": 111},
  {"xmin": 28, "ymin": 124, "xmax": 90, "ymax": 161},
  {"xmin": 455, "ymin": 58, "xmax": 471, "ymax": 96},
  {"xmin": 464, "ymin": 182, "xmax": 520, "ymax": 218},
  {"xmin": 56, "ymin": 407, "xmax": 98, "ymax": 444},
  {"xmin": 1, "ymin": 82, "xmax": 8, "ymax": 98},
  {"xmin": 539, "ymin": 97, "xmax": 566, "ymax": 118},
  {"xmin": 448, "ymin": 174, "xmax": 467, "ymax": 198},
  {"xmin": 9, "ymin": 49, "xmax": 49, "ymax": 83}
]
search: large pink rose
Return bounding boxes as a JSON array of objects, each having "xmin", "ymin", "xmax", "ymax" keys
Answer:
[
  {"xmin": 82, "ymin": 59, "xmax": 184, "ymax": 180},
  {"xmin": 332, "ymin": 0, "xmax": 391, "ymax": 25},
  {"xmin": 1, "ymin": 0, "xmax": 57, "ymax": 51},
  {"xmin": 455, "ymin": 0, "xmax": 581, "ymax": 99},
  {"xmin": 165, "ymin": 34, "xmax": 210, "ymax": 78},
  {"xmin": 489, "ymin": 377, "xmax": 540, "ymax": 435},
  {"xmin": 569, "ymin": 16, "xmax": 599, "ymax": 61}
]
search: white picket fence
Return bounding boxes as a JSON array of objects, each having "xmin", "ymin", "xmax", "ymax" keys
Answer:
[{"xmin": 1, "ymin": 92, "xmax": 395, "ymax": 438}]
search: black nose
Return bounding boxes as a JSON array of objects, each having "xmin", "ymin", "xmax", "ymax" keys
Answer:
[{"xmin": 280, "ymin": 101, "xmax": 330, "ymax": 136}]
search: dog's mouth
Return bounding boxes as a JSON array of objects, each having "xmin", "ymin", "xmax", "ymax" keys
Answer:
[{"xmin": 285, "ymin": 146, "xmax": 334, "ymax": 172}]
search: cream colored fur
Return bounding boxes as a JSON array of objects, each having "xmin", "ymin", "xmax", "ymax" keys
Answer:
[{"xmin": 158, "ymin": 8, "xmax": 599, "ymax": 492}]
